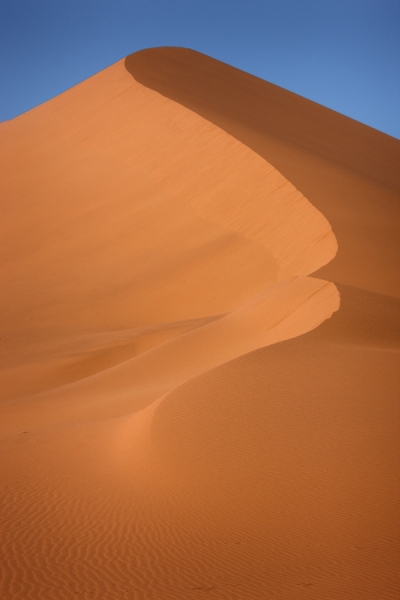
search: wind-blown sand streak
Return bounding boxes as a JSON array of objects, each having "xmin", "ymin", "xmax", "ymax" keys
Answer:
[{"xmin": 1, "ymin": 48, "xmax": 399, "ymax": 599}]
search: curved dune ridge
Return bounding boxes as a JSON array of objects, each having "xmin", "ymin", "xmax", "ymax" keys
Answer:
[
  {"xmin": 0, "ymin": 48, "xmax": 399, "ymax": 600},
  {"xmin": 126, "ymin": 48, "xmax": 400, "ymax": 299}
]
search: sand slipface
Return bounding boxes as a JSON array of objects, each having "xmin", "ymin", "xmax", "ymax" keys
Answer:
[{"xmin": 0, "ymin": 48, "xmax": 399, "ymax": 600}]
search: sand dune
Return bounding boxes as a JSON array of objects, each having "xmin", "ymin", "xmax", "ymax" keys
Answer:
[{"xmin": 1, "ymin": 48, "xmax": 399, "ymax": 599}]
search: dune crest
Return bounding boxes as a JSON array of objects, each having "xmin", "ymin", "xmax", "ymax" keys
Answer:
[{"xmin": 126, "ymin": 47, "xmax": 400, "ymax": 298}]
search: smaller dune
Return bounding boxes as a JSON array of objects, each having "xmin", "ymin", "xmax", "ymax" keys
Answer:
[{"xmin": 1, "ymin": 276, "xmax": 339, "ymax": 436}]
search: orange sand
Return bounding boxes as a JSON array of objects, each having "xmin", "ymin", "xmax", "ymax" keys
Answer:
[{"xmin": 0, "ymin": 48, "xmax": 399, "ymax": 599}]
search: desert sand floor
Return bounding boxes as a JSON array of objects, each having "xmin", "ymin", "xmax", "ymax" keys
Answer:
[{"xmin": 1, "ymin": 48, "xmax": 399, "ymax": 599}]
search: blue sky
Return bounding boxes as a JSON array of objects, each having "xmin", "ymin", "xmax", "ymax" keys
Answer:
[{"xmin": 1, "ymin": 0, "xmax": 399, "ymax": 138}]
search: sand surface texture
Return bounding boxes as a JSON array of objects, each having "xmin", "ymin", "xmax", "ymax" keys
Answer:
[{"xmin": 1, "ymin": 48, "xmax": 399, "ymax": 599}]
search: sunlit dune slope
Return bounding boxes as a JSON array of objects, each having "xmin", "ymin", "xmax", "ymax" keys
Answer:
[
  {"xmin": 0, "ymin": 59, "xmax": 336, "ymax": 333},
  {"xmin": 1, "ymin": 47, "xmax": 399, "ymax": 600},
  {"xmin": 0, "ymin": 56, "xmax": 337, "ymax": 403}
]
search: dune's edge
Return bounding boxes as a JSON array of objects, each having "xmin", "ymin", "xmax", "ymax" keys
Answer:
[
  {"xmin": 0, "ymin": 276, "xmax": 339, "ymax": 438},
  {"xmin": 125, "ymin": 47, "xmax": 400, "ymax": 191}
]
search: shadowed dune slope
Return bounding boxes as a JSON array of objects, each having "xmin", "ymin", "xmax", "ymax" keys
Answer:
[
  {"xmin": 1, "ymin": 47, "xmax": 399, "ymax": 600},
  {"xmin": 126, "ymin": 47, "xmax": 400, "ymax": 298}
]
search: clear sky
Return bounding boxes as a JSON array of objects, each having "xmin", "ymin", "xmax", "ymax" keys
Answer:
[{"xmin": 1, "ymin": 0, "xmax": 399, "ymax": 138}]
